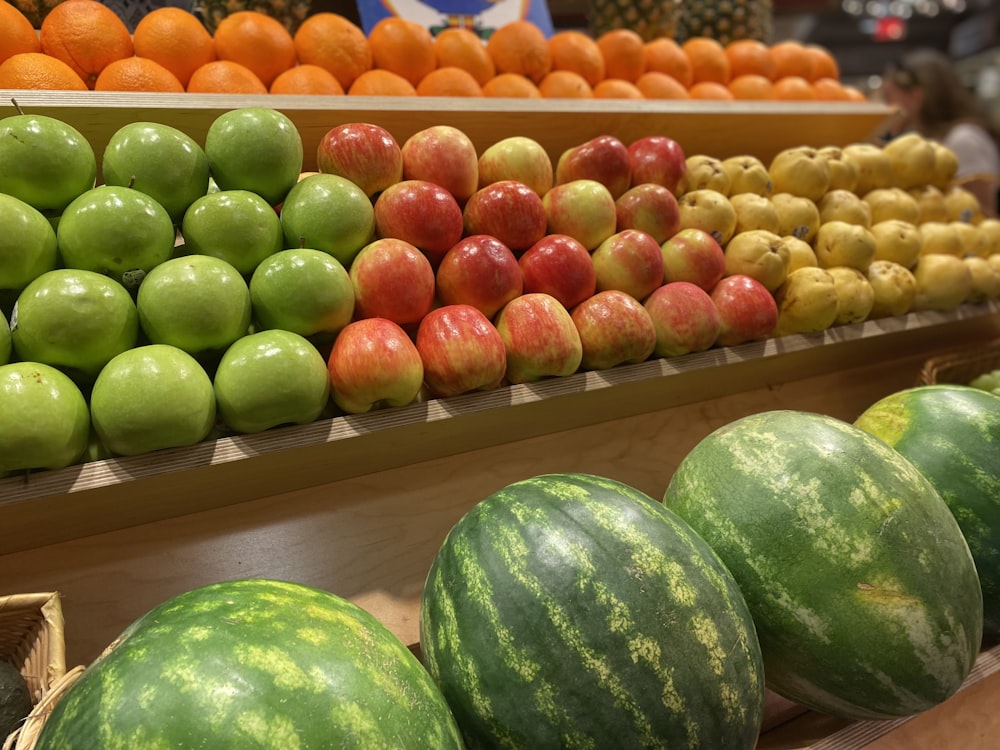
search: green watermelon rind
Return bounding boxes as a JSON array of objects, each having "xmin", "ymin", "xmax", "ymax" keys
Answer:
[
  {"xmin": 34, "ymin": 578, "xmax": 464, "ymax": 750},
  {"xmin": 855, "ymin": 384, "xmax": 1000, "ymax": 639},
  {"xmin": 663, "ymin": 410, "xmax": 983, "ymax": 721},
  {"xmin": 420, "ymin": 472, "xmax": 765, "ymax": 750}
]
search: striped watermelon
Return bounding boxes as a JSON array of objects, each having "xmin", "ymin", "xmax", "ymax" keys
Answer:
[
  {"xmin": 663, "ymin": 410, "xmax": 983, "ymax": 721},
  {"xmin": 35, "ymin": 579, "xmax": 463, "ymax": 750},
  {"xmin": 419, "ymin": 472, "xmax": 765, "ymax": 750},
  {"xmin": 855, "ymin": 385, "xmax": 1000, "ymax": 639}
]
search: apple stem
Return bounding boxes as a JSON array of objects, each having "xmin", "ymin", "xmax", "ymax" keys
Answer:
[
  {"xmin": 128, "ymin": 175, "xmax": 136, "ymax": 189},
  {"xmin": 299, "ymin": 236, "xmax": 306, "ymax": 249},
  {"xmin": 11, "ymin": 98, "xmax": 23, "ymax": 115}
]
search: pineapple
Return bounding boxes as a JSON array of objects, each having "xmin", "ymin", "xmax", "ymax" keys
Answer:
[
  {"xmin": 674, "ymin": 0, "xmax": 774, "ymax": 45},
  {"xmin": 193, "ymin": 0, "xmax": 312, "ymax": 34},
  {"xmin": 589, "ymin": 0, "xmax": 682, "ymax": 42}
]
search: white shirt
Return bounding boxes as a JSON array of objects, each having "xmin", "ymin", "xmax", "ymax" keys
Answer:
[{"xmin": 944, "ymin": 122, "xmax": 1000, "ymax": 182}]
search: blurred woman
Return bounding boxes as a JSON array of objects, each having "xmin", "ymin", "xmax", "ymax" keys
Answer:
[{"xmin": 882, "ymin": 48, "xmax": 999, "ymax": 217}]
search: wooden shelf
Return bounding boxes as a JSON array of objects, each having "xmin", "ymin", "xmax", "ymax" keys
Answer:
[
  {"xmin": 0, "ymin": 93, "xmax": 893, "ymax": 170},
  {"xmin": 2, "ymin": 300, "xmax": 998, "ymax": 555}
]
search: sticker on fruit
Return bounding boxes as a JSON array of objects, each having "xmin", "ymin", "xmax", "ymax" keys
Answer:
[{"xmin": 358, "ymin": 0, "xmax": 554, "ymax": 37}]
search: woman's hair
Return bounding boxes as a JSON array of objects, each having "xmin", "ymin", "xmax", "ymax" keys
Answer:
[{"xmin": 883, "ymin": 48, "xmax": 994, "ymax": 140}]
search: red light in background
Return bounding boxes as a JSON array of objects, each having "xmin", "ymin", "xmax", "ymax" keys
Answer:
[{"xmin": 873, "ymin": 16, "xmax": 907, "ymax": 41}]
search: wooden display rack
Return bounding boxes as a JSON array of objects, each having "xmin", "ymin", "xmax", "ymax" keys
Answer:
[{"xmin": 1, "ymin": 94, "xmax": 998, "ymax": 747}]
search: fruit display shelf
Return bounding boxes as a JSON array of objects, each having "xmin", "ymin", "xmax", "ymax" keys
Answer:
[{"xmin": 0, "ymin": 92, "xmax": 894, "ymax": 171}]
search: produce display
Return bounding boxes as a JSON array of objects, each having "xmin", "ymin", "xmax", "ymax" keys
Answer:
[
  {"xmin": 663, "ymin": 409, "xmax": 984, "ymax": 720},
  {"xmin": 0, "ymin": 2, "xmax": 865, "ymax": 100},
  {"xmin": 33, "ymin": 579, "xmax": 465, "ymax": 749},
  {"xmin": 1, "ymin": 97, "xmax": 1000, "ymax": 477},
  {"xmin": 419, "ymin": 473, "xmax": 765, "ymax": 749}
]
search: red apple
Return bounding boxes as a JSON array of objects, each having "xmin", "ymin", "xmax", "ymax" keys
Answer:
[
  {"xmin": 627, "ymin": 135, "xmax": 687, "ymax": 194},
  {"xmin": 478, "ymin": 135, "xmax": 554, "ymax": 195},
  {"xmin": 463, "ymin": 180, "xmax": 548, "ymax": 254},
  {"xmin": 542, "ymin": 179, "xmax": 617, "ymax": 251},
  {"xmin": 435, "ymin": 234, "xmax": 523, "ymax": 319},
  {"xmin": 401, "ymin": 125, "xmax": 479, "ymax": 204},
  {"xmin": 494, "ymin": 293, "xmax": 583, "ymax": 383},
  {"xmin": 592, "ymin": 229, "xmax": 664, "ymax": 301},
  {"xmin": 572, "ymin": 290, "xmax": 657, "ymax": 370},
  {"xmin": 519, "ymin": 234, "xmax": 596, "ymax": 309},
  {"xmin": 416, "ymin": 304, "xmax": 507, "ymax": 398},
  {"xmin": 373, "ymin": 179, "xmax": 464, "ymax": 266},
  {"xmin": 660, "ymin": 227, "xmax": 726, "ymax": 291},
  {"xmin": 350, "ymin": 237, "xmax": 436, "ymax": 325},
  {"xmin": 327, "ymin": 317, "xmax": 424, "ymax": 414},
  {"xmin": 615, "ymin": 183, "xmax": 681, "ymax": 244},
  {"xmin": 316, "ymin": 123, "xmax": 403, "ymax": 198},
  {"xmin": 710, "ymin": 274, "xmax": 779, "ymax": 347},
  {"xmin": 555, "ymin": 134, "xmax": 632, "ymax": 199},
  {"xmin": 643, "ymin": 281, "xmax": 721, "ymax": 357}
]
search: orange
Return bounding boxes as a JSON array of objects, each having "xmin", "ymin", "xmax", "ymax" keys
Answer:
[
  {"xmin": 347, "ymin": 68, "xmax": 417, "ymax": 96},
  {"xmin": 548, "ymin": 29, "xmax": 604, "ymax": 87},
  {"xmin": 725, "ymin": 38, "xmax": 776, "ymax": 80},
  {"xmin": 688, "ymin": 80, "xmax": 735, "ymax": 100},
  {"xmin": 0, "ymin": 1, "xmax": 41, "ymax": 65},
  {"xmin": 811, "ymin": 77, "xmax": 851, "ymax": 101},
  {"xmin": 727, "ymin": 73, "xmax": 774, "ymax": 100},
  {"xmin": 486, "ymin": 20, "xmax": 551, "ymax": 84},
  {"xmin": 538, "ymin": 69, "xmax": 593, "ymax": 98},
  {"xmin": 843, "ymin": 84, "xmax": 867, "ymax": 102},
  {"xmin": 416, "ymin": 66, "xmax": 483, "ymax": 97},
  {"xmin": 132, "ymin": 7, "xmax": 215, "ymax": 88},
  {"xmin": 643, "ymin": 37, "xmax": 692, "ymax": 88},
  {"xmin": 186, "ymin": 59, "xmax": 268, "ymax": 94},
  {"xmin": 805, "ymin": 44, "xmax": 839, "ymax": 82},
  {"xmin": 769, "ymin": 40, "xmax": 813, "ymax": 80},
  {"xmin": 213, "ymin": 11, "xmax": 297, "ymax": 88},
  {"xmin": 481, "ymin": 71, "xmax": 542, "ymax": 98},
  {"xmin": 772, "ymin": 74, "xmax": 817, "ymax": 101},
  {"xmin": 270, "ymin": 64, "xmax": 345, "ymax": 95},
  {"xmin": 0, "ymin": 51, "xmax": 86, "ymax": 90},
  {"xmin": 39, "ymin": 0, "xmax": 133, "ymax": 89},
  {"xmin": 433, "ymin": 27, "xmax": 494, "ymax": 86},
  {"xmin": 592, "ymin": 78, "xmax": 643, "ymax": 99},
  {"xmin": 93, "ymin": 56, "xmax": 184, "ymax": 92},
  {"xmin": 596, "ymin": 28, "xmax": 645, "ymax": 82},
  {"xmin": 682, "ymin": 36, "xmax": 730, "ymax": 85},
  {"xmin": 635, "ymin": 70, "xmax": 689, "ymax": 99},
  {"xmin": 368, "ymin": 16, "xmax": 435, "ymax": 87},
  {"xmin": 293, "ymin": 13, "xmax": 371, "ymax": 90}
]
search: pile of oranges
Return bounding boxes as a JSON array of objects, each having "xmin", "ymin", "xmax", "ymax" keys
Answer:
[{"xmin": 0, "ymin": 0, "xmax": 865, "ymax": 101}]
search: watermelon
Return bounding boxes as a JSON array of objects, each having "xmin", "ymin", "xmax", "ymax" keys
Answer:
[
  {"xmin": 419, "ymin": 472, "xmax": 765, "ymax": 750},
  {"xmin": 855, "ymin": 384, "xmax": 1000, "ymax": 639},
  {"xmin": 663, "ymin": 410, "xmax": 983, "ymax": 721},
  {"xmin": 34, "ymin": 579, "xmax": 463, "ymax": 750}
]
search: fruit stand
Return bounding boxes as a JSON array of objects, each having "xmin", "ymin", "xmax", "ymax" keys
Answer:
[{"xmin": 2, "ymin": 93, "xmax": 1000, "ymax": 747}]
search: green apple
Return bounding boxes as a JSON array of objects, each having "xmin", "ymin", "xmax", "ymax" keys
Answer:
[
  {"xmin": 180, "ymin": 190, "xmax": 283, "ymax": 275},
  {"xmin": 0, "ymin": 361, "xmax": 90, "ymax": 472},
  {"xmin": 102, "ymin": 121, "xmax": 211, "ymax": 224},
  {"xmin": 0, "ymin": 193, "xmax": 58, "ymax": 291},
  {"xmin": 204, "ymin": 107, "xmax": 303, "ymax": 207},
  {"xmin": 0, "ymin": 311, "xmax": 10, "ymax": 365},
  {"xmin": 279, "ymin": 173, "xmax": 374, "ymax": 268},
  {"xmin": 0, "ymin": 111, "xmax": 97, "ymax": 212},
  {"xmin": 12, "ymin": 269, "xmax": 138, "ymax": 382},
  {"xmin": 57, "ymin": 185, "xmax": 176, "ymax": 289},
  {"xmin": 137, "ymin": 255, "xmax": 251, "ymax": 356},
  {"xmin": 214, "ymin": 329, "xmax": 329, "ymax": 434},
  {"xmin": 90, "ymin": 344, "xmax": 216, "ymax": 456},
  {"xmin": 249, "ymin": 249, "xmax": 354, "ymax": 341}
]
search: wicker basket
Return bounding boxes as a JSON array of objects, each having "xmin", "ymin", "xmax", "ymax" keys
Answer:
[
  {"xmin": 2, "ymin": 667, "xmax": 84, "ymax": 750},
  {"xmin": 0, "ymin": 594, "xmax": 67, "ymax": 750},
  {"xmin": 917, "ymin": 338, "xmax": 1000, "ymax": 386}
]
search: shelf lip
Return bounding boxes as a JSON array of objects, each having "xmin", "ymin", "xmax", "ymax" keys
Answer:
[{"xmin": 1, "ymin": 301, "xmax": 997, "ymax": 511}]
